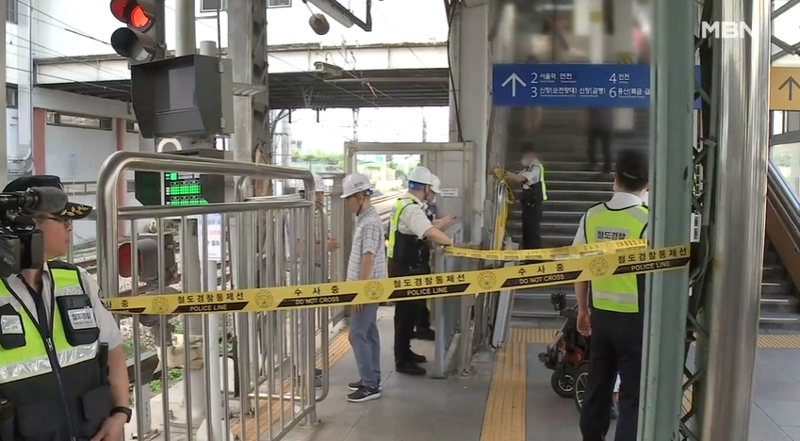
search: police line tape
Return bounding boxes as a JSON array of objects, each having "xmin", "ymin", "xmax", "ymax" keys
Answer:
[
  {"xmin": 107, "ymin": 244, "xmax": 690, "ymax": 316},
  {"xmin": 443, "ymin": 239, "xmax": 647, "ymax": 261}
]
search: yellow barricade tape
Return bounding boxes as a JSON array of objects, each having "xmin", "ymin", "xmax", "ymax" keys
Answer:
[
  {"xmin": 444, "ymin": 239, "xmax": 647, "ymax": 261},
  {"xmin": 107, "ymin": 244, "xmax": 690, "ymax": 316},
  {"xmin": 616, "ymin": 51, "xmax": 635, "ymax": 64}
]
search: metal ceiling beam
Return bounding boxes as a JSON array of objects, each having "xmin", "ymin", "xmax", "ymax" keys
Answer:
[
  {"xmin": 773, "ymin": 0, "xmax": 800, "ymax": 19},
  {"xmin": 770, "ymin": 0, "xmax": 800, "ymax": 61}
]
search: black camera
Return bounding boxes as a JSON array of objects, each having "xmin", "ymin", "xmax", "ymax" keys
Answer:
[{"xmin": 0, "ymin": 188, "xmax": 68, "ymax": 278}]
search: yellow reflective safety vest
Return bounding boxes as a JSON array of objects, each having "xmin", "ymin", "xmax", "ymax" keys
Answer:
[
  {"xmin": 584, "ymin": 202, "xmax": 649, "ymax": 313},
  {"xmin": 0, "ymin": 261, "xmax": 110, "ymax": 441},
  {"xmin": 522, "ymin": 161, "xmax": 548, "ymax": 203},
  {"xmin": 386, "ymin": 198, "xmax": 431, "ymax": 277}
]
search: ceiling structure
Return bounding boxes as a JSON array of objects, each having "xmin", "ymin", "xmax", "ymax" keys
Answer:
[{"xmin": 35, "ymin": 67, "xmax": 450, "ymax": 109}]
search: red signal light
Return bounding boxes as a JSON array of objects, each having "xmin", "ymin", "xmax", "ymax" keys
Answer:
[
  {"xmin": 118, "ymin": 242, "xmax": 142, "ymax": 278},
  {"xmin": 110, "ymin": 0, "xmax": 151, "ymax": 29},
  {"xmin": 110, "ymin": 0, "xmax": 130, "ymax": 22},
  {"xmin": 129, "ymin": 5, "xmax": 150, "ymax": 29}
]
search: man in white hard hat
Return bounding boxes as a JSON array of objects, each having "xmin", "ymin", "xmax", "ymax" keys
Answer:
[
  {"xmin": 341, "ymin": 173, "xmax": 385, "ymax": 402},
  {"xmin": 387, "ymin": 166, "xmax": 456, "ymax": 376}
]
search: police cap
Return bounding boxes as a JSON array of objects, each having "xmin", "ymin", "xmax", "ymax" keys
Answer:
[{"xmin": 614, "ymin": 149, "xmax": 649, "ymax": 182}]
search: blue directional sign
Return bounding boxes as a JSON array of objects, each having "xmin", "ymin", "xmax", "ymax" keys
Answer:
[{"xmin": 493, "ymin": 63, "xmax": 702, "ymax": 109}]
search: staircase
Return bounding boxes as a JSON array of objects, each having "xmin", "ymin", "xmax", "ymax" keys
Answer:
[{"xmin": 503, "ymin": 108, "xmax": 800, "ymax": 331}]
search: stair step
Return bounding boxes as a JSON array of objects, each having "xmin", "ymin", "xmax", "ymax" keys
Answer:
[
  {"xmin": 546, "ymin": 180, "xmax": 615, "ymax": 191},
  {"xmin": 544, "ymin": 170, "xmax": 613, "ymax": 182}
]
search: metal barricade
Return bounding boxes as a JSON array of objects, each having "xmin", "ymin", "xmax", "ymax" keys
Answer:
[
  {"xmin": 430, "ymin": 222, "xmax": 467, "ymax": 377},
  {"xmin": 96, "ymin": 151, "xmax": 327, "ymax": 441}
]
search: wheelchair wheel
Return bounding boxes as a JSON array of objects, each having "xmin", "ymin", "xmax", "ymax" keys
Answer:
[
  {"xmin": 574, "ymin": 363, "xmax": 590, "ymax": 412},
  {"xmin": 550, "ymin": 369, "xmax": 575, "ymax": 398}
]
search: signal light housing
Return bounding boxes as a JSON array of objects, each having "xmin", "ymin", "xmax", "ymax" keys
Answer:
[
  {"xmin": 118, "ymin": 233, "xmax": 177, "ymax": 282},
  {"xmin": 110, "ymin": 0, "xmax": 160, "ymax": 64}
]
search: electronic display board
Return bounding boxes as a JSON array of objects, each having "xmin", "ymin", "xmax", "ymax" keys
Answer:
[{"xmin": 134, "ymin": 149, "xmax": 226, "ymax": 206}]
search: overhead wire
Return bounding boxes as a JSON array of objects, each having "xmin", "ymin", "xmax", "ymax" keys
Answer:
[{"xmin": 12, "ymin": 1, "xmax": 405, "ymax": 108}]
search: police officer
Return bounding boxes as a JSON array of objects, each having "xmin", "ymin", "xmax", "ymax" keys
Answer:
[
  {"xmin": 413, "ymin": 174, "xmax": 443, "ymax": 342},
  {"xmin": 387, "ymin": 167, "xmax": 455, "ymax": 376},
  {"xmin": 573, "ymin": 149, "xmax": 649, "ymax": 441},
  {"xmin": 0, "ymin": 175, "xmax": 130, "ymax": 441},
  {"xmin": 505, "ymin": 145, "xmax": 547, "ymax": 250}
]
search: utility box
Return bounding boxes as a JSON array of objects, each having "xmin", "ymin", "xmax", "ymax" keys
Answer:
[{"xmin": 131, "ymin": 54, "xmax": 234, "ymax": 139}]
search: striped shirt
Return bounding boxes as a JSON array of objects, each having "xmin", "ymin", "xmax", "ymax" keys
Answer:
[{"xmin": 346, "ymin": 206, "xmax": 387, "ymax": 281}]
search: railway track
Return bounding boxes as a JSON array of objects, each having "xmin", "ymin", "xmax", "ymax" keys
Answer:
[{"xmin": 76, "ymin": 191, "xmax": 402, "ymax": 286}]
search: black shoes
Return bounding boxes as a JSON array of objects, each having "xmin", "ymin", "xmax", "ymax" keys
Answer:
[
  {"xmin": 396, "ymin": 362, "xmax": 426, "ymax": 376},
  {"xmin": 410, "ymin": 351, "xmax": 427, "ymax": 364},
  {"xmin": 413, "ymin": 328, "xmax": 436, "ymax": 341},
  {"xmin": 347, "ymin": 386, "xmax": 381, "ymax": 403},
  {"xmin": 348, "ymin": 380, "xmax": 381, "ymax": 391}
]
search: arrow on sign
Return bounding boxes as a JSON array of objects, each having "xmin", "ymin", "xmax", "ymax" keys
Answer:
[
  {"xmin": 501, "ymin": 73, "xmax": 527, "ymax": 97},
  {"xmin": 779, "ymin": 76, "xmax": 800, "ymax": 101}
]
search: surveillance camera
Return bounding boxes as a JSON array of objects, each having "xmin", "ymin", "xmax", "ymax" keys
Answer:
[
  {"xmin": 309, "ymin": 13, "xmax": 330, "ymax": 35},
  {"xmin": 314, "ymin": 61, "xmax": 344, "ymax": 77}
]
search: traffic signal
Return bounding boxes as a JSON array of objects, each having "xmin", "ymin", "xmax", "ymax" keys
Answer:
[
  {"xmin": 110, "ymin": 0, "xmax": 161, "ymax": 63},
  {"xmin": 119, "ymin": 233, "xmax": 177, "ymax": 283}
]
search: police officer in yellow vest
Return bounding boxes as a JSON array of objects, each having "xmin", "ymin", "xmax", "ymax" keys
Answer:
[
  {"xmin": 387, "ymin": 167, "xmax": 455, "ymax": 376},
  {"xmin": 504, "ymin": 145, "xmax": 547, "ymax": 250},
  {"xmin": 573, "ymin": 150, "xmax": 649, "ymax": 441},
  {"xmin": 0, "ymin": 176, "xmax": 130, "ymax": 441}
]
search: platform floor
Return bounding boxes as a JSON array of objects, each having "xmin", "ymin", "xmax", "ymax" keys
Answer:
[{"xmin": 284, "ymin": 306, "xmax": 800, "ymax": 441}]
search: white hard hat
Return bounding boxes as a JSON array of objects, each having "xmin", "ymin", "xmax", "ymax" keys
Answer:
[
  {"xmin": 340, "ymin": 173, "xmax": 373, "ymax": 198},
  {"xmin": 298, "ymin": 172, "xmax": 326, "ymax": 192},
  {"xmin": 408, "ymin": 166, "xmax": 434, "ymax": 186},
  {"xmin": 430, "ymin": 175, "xmax": 441, "ymax": 194}
]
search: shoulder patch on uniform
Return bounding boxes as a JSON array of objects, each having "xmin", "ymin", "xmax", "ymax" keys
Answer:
[{"xmin": 98, "ymin": 288, "xmax": 110, "ymax": 311}]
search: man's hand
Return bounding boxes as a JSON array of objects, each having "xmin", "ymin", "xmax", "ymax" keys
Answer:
[
  {"xmin": 577, "ymin": 309, "xmax": 592, "ymax": 337},
  {"xmin": 440, "ymin": 215, "xmax": 456, "ymax": 223},
  {"xmin": 90, "ymin": 412, "xmax": 127, "ymax": 441},
  {"xmin": 327, "ymin": 237, "xmax": 340, "ymax": 251}
]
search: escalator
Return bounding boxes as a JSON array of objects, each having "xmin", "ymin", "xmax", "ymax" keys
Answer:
[{"xmin": 762, "ymin": 161, "xmax": 800, "ymax": 330}]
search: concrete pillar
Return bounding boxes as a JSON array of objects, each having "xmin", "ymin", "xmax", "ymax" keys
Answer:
[
  {"xmin": 636, "ymin": 0, "xmax": 694, "ymax": 436},
  {"xmin": 589, "ymin": 0, "xmax": 605, "ymax": 63},
  {"xmin": 175, "ymin": 0, "xmax": 196, "ymax": 56},
  {"xmin": 0, "ymin": 7, "xmax": 7, "ymax": 185},
  {"xmin": 613, "ymin": 0, "xmax": 635, "ymax": 130},
  {"xmin": 449, "ymin": 0, "xmax": 490, "ymax": 243},
  {"xmin": 700, "ymin": 0, "xmax": 771, "ymax": 438}
]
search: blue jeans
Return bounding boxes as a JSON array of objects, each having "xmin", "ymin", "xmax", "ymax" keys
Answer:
[{"xmin": 349, "ymin": 303, "xmax": 381, "ymax": 388}]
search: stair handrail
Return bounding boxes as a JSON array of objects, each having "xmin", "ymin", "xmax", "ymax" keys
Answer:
[{"xmin": 767, "ymin": 161, "xmax": 800, "ymax": 252}]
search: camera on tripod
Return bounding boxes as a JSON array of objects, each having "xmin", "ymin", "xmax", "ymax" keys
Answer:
[{"xmin": 0, "ymin": 187, "xmax": 68, "ymax": 278}]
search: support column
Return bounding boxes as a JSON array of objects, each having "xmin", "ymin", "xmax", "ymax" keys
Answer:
[
  {"xmin": 700, "ymin": 0, "xmax": 771, "ymax": 439},
  {"xmin": 636, "ymin": 0, "xmax": 694, "ymax": 437},
  {"xmin": 0, "ymin": 11, "xmax": 7, "ymax": 185},
  {"xmin": 589, "ymin": 0, "xmax": 605, "ymax": 64},
  {"xmin": 175, "ymin": 0, "xmax": 196, "ymax": 56},
  {"xmin": 32, "ymin": 108, "xmax": 45, "ymax": 174},
  {"xmin": 227, "ymin": 0, "xmax": 269, "ymax": 420},
  {"xmin": 449, "ymin": 0, "xmax": 490, "ymax": 243}
]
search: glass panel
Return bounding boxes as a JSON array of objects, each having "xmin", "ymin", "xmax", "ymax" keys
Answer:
[{"xmin": 770, "ymin": 142, "xmax": 800, "ymax": 202}]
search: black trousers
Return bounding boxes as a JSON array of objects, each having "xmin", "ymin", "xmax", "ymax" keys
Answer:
[
  {"xmin": 521, "ymin": 201, "xmax": 543, "ymax": 250},
  {"xmin": 416, "ymin": 303, "xmax": 431, "ymax": 331},
  {"xmin": 588, "ymin": 128, "xmax": 612, "ymax": 172},
  {"xmin": 580, "ymin": 311, "xmax": 643, "ymax": 441},
  {"xmin": 394, "ymin": 299, "xmax": 426, "ymax": 364}
]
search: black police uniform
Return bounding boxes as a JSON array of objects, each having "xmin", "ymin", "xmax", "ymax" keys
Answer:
[
  {"xmin": 0, "ymin": 261, "xmax": 113, "ymax": 441},
  {"xmin": 520, "ymin": 162, "xmax": 546, "ymax": 250},
  {"xmin": 387, "ymin": 199, "xmax": 430, "ymax": 372},
  {"xmin": 413, "ymin": 207, "xmax": 437, "ymax": 337}
]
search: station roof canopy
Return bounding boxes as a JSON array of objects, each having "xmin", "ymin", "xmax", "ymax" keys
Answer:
[{"xmin": 34, "ymin": 60, "xmax": 449, "ymax": 109}]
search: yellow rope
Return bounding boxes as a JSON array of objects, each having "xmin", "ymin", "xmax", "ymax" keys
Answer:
[{"xmin": 492, "ymin": 167, "xmax": 516, "ymax": 204}]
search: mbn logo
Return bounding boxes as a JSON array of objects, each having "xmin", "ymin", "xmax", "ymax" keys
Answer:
[{"xmin": 700, "ymin": 21, "xmax": 752, "ymax": 39}]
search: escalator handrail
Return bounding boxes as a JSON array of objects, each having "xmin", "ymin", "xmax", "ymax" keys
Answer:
[{"xmin": 767, "ymin": 161, "xmax": 800, "ymax": 252}]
